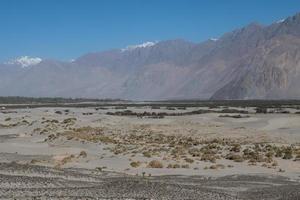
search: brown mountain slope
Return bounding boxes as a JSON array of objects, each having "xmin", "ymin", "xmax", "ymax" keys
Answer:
[{"xmin": 1, "ymin": 13, "xmax": 300, "ymax": 100}]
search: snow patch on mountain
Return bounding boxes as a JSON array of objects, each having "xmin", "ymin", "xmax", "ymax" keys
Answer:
[
  {"xmin": 276, "ymin": 19, "xmax": 285, "ymax": 23},
  {"xmin": 6, "ymin": 56, "xmax": 42, "ymax": 68},
  {"xmin": 210, "ymin": 38, "xmax": 219, "ymax": 42},
  {"xmin": 122, "ymin": 41, "xmax": 157, "ymax": 51}
]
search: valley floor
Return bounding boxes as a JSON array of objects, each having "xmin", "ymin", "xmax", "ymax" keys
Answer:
[{"xmin": 0, "ymin": 103, "xmax": 299, "ymax": 199}]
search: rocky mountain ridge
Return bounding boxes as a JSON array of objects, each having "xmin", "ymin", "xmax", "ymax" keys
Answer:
[{"xmin": 1, "ymin": 13, "xmax": 300, "ymax": 100}]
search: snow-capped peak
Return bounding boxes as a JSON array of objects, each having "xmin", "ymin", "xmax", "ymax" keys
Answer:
[
  {"xmin": 209, "ymin": 38, "xmax": 219, "ymax": 42},
  {"xmin": 276, "ymin": 19, "xmax": 285, "ymax": 24},
  {"xmin": 122, "ymin": 41, "xmax": 157, "ymax": 51},
  {"xmin": 6, "ymin": 56, "xmax": 42, "ymax": 68}
]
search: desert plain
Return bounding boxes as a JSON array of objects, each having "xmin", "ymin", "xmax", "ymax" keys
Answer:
[{"xmin": 0, "ymin": 101, "xmax": 299, "ymax": 199}]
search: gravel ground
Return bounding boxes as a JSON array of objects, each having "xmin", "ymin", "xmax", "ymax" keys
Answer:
[{"xmin": 0, "ymin": 162, "xmax": 299, "ymax": 200}]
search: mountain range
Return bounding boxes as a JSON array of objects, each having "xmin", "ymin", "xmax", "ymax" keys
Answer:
[{"xmin": 1, "ymin": 12, "xmax": 300, "ymax": 100}]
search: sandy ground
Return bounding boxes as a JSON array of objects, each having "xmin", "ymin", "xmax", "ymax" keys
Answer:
[{"xmin": 0, "ymin": 105, "xmax": 299, "ymax": 199}]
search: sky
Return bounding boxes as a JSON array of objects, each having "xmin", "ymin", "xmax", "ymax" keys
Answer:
[{"xmin": 1, "ymin": 0, "xmax": 300, "ymax": 62}]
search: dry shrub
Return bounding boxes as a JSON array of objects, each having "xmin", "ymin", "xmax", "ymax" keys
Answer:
[
  {"xmin": 272, "ymin": 160, "xmax": 278, "ymax": 166},
  {"xmin": 225, "ymin": 153, "xmax": 244, "ymax": 162},
  {"xmin": 143, "ymin": 151, "xmax": 152, "ymax": 158},
  {"xmin": 79, "ymin": 151, "xmax": 87, "ymax": 158},
  {"xmin": 201, "ymin": 153, "xmax": 217, "ymax": 163},
  {"xmin": 147, "ymin": 160, "xmax": 163, "ymax": 168},
  {"xmin": 184, "ymin": 158, "xmax": 194, "ymax": 163},
  {"xmin": 181, "ymin": 164, "xmax": 190, "ymax": 168},
  {"xmin": 130, "ymin": 161, "xmax": 141, "ymax": 168},
  {"xmin": 167, "ymin": 163, "xmax": 181, "ymax": 169},
  {"xmin": 230, "ymin": 144, "xmax": 241, "ymax": 152},
  {"xmin": 210, "ymin": 164, "xmax": 225, "ymax": 170},
  {"xmin": 30, "ymin": 159, "xmax": 39, "ymax": 164},
  {"xmin": 188, "ymin": 148, "xmax": 201, "ymax": 157},
  {"xmin": 282, "ymin": 147, "xmax": 293, "ymax": 160},
  {"xmin": 5, "ymin": 117, "xmax": 11, "ymax": 121}
]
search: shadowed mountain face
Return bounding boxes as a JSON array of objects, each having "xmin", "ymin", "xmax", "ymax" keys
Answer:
[{"xmin": 2, "ymin": 13, "xmax": 300, "ymax": 100}]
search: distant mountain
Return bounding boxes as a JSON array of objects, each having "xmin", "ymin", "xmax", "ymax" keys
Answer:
[{"xmin": 1, "ymin": 12, "xmax": 300, "ymax": 100}]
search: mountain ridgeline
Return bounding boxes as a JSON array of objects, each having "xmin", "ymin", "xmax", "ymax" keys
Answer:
[{"xmin": 2, "ymin": 13, "xmax": 300, "ymax": 100}]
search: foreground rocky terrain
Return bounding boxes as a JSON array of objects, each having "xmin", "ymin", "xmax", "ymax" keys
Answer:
[
  {"xmin": 0, "ymin": 102, "xmax": 299, "ymax": 199},
  {"xmin": 0, "ymin": 162, "xmax": 299, "ymax": 200}
]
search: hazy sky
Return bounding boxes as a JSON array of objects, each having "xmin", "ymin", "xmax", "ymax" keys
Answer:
[{"xmin": 1, "ymin": 0, "xmax": 300, "ymax": 62}]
